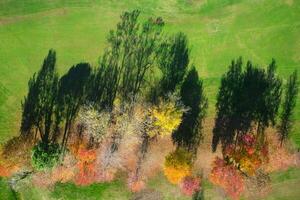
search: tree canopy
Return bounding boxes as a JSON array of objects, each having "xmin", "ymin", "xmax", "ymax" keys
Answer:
[
  {"xmin": 278, "ymin": 70, "xmax": 298, "ymax": 144},
  {"xmin": 212, "ymin": 58, "xmax": 282, "ymax": 152},
  {"xmin": 172, "ymin": 67, "xmax": 208, "ymax": 154},
  {"xmin": 21, "ymin": 49, "xmax": 59, "ymax": 146}
]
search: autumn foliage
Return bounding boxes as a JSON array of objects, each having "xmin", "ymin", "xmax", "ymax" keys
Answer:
[
  {"xmin": 179, "ymin": 176, "xmax": 201, "ymax": 196},
  {"xmin": 0, "ymin": 135, "xmax": 33, "ymax": 177},
  {"xmin": 149, "ymin": 98, "xmax": 184, "ymax": 137},
  {"xmin": 264, "ymin": 135, "xmax": 299, "ymax": 172},
  {"xmin": 210, "ymin": 157, "xmax": 244, "ymax": 200},
  {"xmin": 2, "ymin": 9, "xmax": 299, "ymax": 200},
  {"xmin": 73, "ymin": 145, "xmax": 97, "ymax": 186},
  {"xmin": 0, "ymin": 164, "xmax": 11, "ymax": 177},
  {"xmin": 223, "ymin": 134, "xmax": 267, "ymax": 176},
  {"xmin": 163, "ymin": 148, "xmax": 192, "ymax": 184}
]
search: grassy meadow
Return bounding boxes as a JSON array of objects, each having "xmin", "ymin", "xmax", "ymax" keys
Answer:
[{"xmin": 0, "ymin": 0, "xmax": 300, "ymax": 199}]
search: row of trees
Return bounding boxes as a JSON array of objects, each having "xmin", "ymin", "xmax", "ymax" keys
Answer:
[
  {"xmin": 212, "ymin": 58, "xmax": 298, "ymax": 153},
  {"xmin": 8, "ymin": 9, "xmax": 299, "ymax": 199},
  {"xmin": 20, "ymin": 10, "xmax": 207, "ymax": 168},
  {"xmin": 209, "ymin": 59, "xmax": 298, "ymax": 200}
]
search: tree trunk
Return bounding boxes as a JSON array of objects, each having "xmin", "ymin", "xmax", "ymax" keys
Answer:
[{"xmin": 135, "ymin": 133, "xmax": 149, "ymax": 179}]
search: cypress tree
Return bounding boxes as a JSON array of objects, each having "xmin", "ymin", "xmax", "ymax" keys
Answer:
[
  {"xmin": 21, "ymin": 49, "xmax": 59, "ymax": 146},
  {"xmin": 212, "ymin": 58, "xmax": 243, "ymax": 152},
  {"xmin": 172, "ymin": 67, "xmax": 208, "ymax": 154},
  {"xmin": 158, "ymin": 32, "xmax": 189, "ymax": 95},
  {"xmin": 21, "ymin": 73, "xmax": 39, "ymax": 135},
  {"xmin": 278, "ymin": 70, "xmax": 298, "ymax": 145},
  {"xmin": 212, "ymin": 58, "xmax": 282, "ymax": 152},
  {"xmin": 36, "ymin": 50, "xmax": 59, "ymax": 146},
  {"xmin": 56, "ymin": 63, "xmax": 91, "ymax": 152}
]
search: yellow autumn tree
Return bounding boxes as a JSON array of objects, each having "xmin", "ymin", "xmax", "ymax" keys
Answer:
[
  {"xmin": 148, "ymin": 97, "xmax": 184, "ymax": 138},
  {"xmin": 163, "ymin": 148, "xmax": 192, "ymax": 184}
]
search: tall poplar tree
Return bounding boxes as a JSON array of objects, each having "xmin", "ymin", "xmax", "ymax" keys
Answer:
[
  {"xmin": 278, "ymin": 70, "xmax": 298, "ymax": 144},
  {"xmin": 21, "ymin": 49, "xmax": 59, "ymax": 146},
  {"xmin": 172, "ymin": 67, "xmax": 208, "ymax": 155},
  {"xmin": 56, "ymin": 63, "xmax": 91, "ymax": 152},
  {"xmin": 212, "ymin": 58, "xmax": 282, "ymax": 152},
  {"xmin": 89, "ymin": 10, "xmax": 164, "ymax": 108},
  {"xmin": 158, "ymin": 32, "xmax": 189, "ymax": 95}
]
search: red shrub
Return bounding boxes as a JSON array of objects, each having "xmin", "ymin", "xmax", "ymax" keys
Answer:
[
  {"xmin": 210, "ymin": 157, "xmax": 244, "ymax": 200},
  {"xmin": 179, "ymin": 176, "xmax": 201, "ymax": 196}
]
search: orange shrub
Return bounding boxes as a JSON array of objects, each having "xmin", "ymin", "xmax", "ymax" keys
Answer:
[
  {"xmin": 0, "ymin": 135, "xmax": 34, "ymax": 177},
  {"xmin": 163, "ymin": 148, "xmax": 192, "ymax": 184},
  {"xmin": 0, "ymin": 164, "xmax": 10, "ymax": 177},
  {"xmin": 73, "ymin": 145, "xmax": 97, "ymax": 186}
]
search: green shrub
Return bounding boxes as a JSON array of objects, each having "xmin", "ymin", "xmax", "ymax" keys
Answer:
[{"xmin": 31, "ymin": 142, "xmax": 61, "ymax": 170}]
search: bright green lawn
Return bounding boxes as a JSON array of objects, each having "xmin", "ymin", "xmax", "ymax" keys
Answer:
[{"xmin": 0, "ymin": 0, "xmax": 299, "ymax": 146}]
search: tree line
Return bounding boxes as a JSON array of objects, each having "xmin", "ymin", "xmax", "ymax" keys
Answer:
[
  {"xmin": 20, "ymin": 10, "xmax": 298, "ymax": 168},
  {"xmin": 20, "ymin": 10, "xmax": 207, "ymax": 164},
  {"xmin": 212, "ymin": 58, "xmax": 298, "ymax": 153}
]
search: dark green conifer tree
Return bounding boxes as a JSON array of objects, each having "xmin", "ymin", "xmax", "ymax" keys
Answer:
[
  {"xmin": 172, "ymin": 67, "xmax": 208, "ymax": 155},
  {"xmin": 212, "ymin": 58, "xmax": 282, "ymax": 152},
  {"xmin": 212, "ymin": 58, "xmax": 243, "ymax": 152},
  {"xmin": 278, "ymin": 70, "xmax": 298, "ymax": 145},
  {"xmin": 158, "ymin": 32, "xmax": 189, "ymax": 95},
  {"xmin": 56, "ymin": 63, "xmax": 91, "ymax": 152},
  {"xmin": 21, "ymin": 49, "xmax": 59, "ymax": 147}
]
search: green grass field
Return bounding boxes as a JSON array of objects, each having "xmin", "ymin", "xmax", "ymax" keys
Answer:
[{"xmin": 0, "ymin": 0, "xmax": 300, "ymax": 199}]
